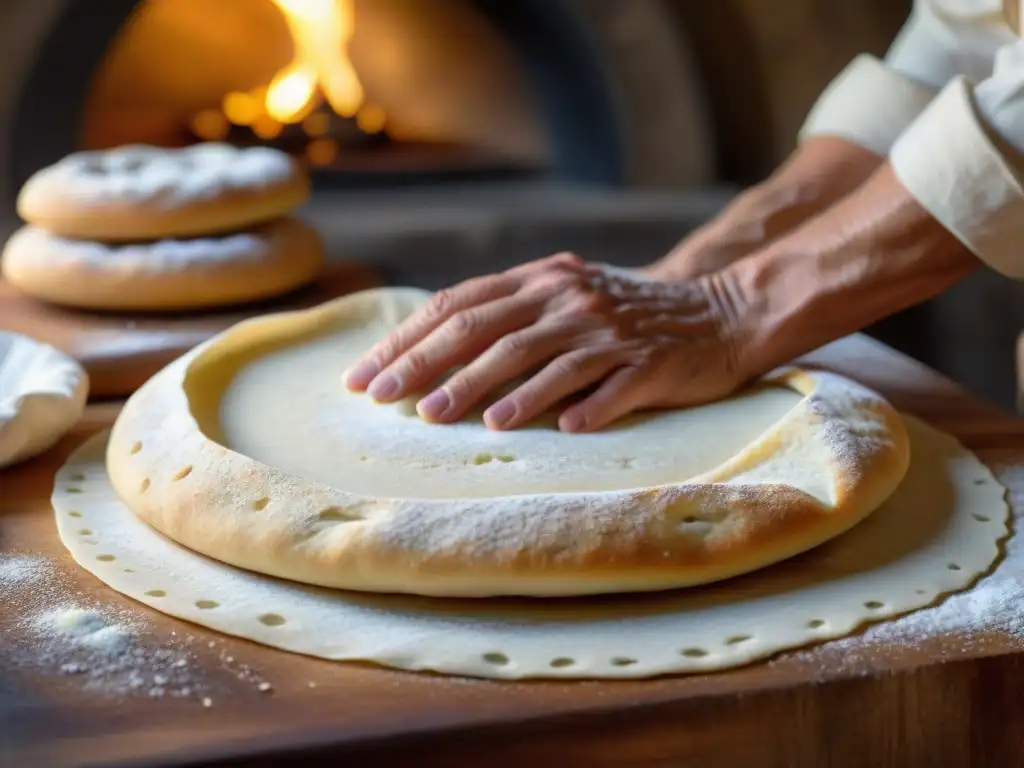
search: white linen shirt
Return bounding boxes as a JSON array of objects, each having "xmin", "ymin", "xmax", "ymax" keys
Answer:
[{"xmin": 800, "ymin": 0, "xmax": 1024, "ymax": 278}]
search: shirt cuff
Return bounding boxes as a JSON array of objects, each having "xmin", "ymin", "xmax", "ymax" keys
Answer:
[
  {"xmin": 799, "ymin": 54, "xmax": 939, "ymax": 157},
  {"xmin": 891, "ymin": 76, "xmax": 1024, "ymax": 279}
]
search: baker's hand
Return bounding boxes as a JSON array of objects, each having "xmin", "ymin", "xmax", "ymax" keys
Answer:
[{"xmin": 343, "ymin": 253, "xmax": 748, "ymax": 432}]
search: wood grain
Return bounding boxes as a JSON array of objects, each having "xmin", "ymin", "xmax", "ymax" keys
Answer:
[
  {"xmin": 2, "ymin": 334, "xmax": 1023, "ymax": 768},
  {"xmin": 0, "ymin": 261, "xmax": 382, "ymax": 398}
]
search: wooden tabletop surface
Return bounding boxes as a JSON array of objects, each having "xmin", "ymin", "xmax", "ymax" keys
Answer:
[{"xmin": 2, "ymin": 334, "xmax": 1024, "ymax": 768}]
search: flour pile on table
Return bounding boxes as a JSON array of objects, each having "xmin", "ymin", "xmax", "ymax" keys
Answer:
[{"xmin": 1, "ymin": 552, "xmax": 203, "ymax": 699}]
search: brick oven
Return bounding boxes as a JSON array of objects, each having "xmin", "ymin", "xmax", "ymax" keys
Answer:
[{"xmin": 3, "ymin": 0, "xmax": 1019, "ymax": 410}]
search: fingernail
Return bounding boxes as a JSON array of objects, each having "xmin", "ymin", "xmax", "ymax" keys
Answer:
[
  {"xmin": 418, "ymin": 389, "xmax": 451, "ymax": 420},
  {"xmin": 368, "ymin": 375, "xmax": 399, "ymax": 400},
  {"xmin": 345, "ymin": 361, "xmax": 379, "ymax": 389},
  {"xmin": 485, "ymin": 400, "xmax": 516, "ymax": 428},
  {"xmin": 560, "ymin": 412, "xmax": 587, "ymax": 432}
]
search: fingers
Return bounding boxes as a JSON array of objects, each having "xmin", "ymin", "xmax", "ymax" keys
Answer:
[
  {"xmin": 370, "ymin": 293, "xmax": 547, "ymax": 403},
  {"xmin": 417, "ymin": 319, "xmax": 581, "ymax": 423},
  {"xmin": 344, "ymin": 274, "xmax": 519, "ymax": 390},
  {"xmin": 482, "ymin": 347, "xmax": 632, "ymax": 430},
  {"xmin": 558, "ymin": 365, "xmax": 649, "ymax": 432}
]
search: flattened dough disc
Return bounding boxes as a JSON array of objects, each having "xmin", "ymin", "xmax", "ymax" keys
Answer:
[
  {"xmin": 53, "ymin": 418, "xmax": 1007, "ymax": 680},
  {"xmin": 104, "ymin": 288, "xmax": 912, "ymax": 597}
]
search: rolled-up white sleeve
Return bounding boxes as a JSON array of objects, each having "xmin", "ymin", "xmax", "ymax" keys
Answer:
[
  {"xmin": 801, "ymin": 0, "xmax": 1024, "ymax": 278},
  {"xmin": 800, "ymin": 0, "xmax": 1007, "ymax": 156},
  {"xmin": 893, "ymin": 43, "xmax": 1024, "ymax": 278}
]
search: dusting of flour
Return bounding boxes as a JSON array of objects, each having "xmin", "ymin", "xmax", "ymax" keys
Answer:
[
  {"xmin": 0, "ymin": 551, "xmax": 273, "ymax": 703},
  {"xmin": 788, "ymin": 463, "xmax": 1024, "ymax": 670}
]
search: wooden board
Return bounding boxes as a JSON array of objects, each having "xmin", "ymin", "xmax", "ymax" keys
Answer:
[
  {"xmin": 0, "ymin": 262, "xmax": 383, "ymax": 399},
  {"xmin": 2, "ymin": 335, "xmax": 1024, "ymax": 767}
]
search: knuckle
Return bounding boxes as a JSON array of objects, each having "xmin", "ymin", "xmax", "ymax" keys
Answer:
[
  {"xmin": 555, "ymin": 352, "xmax": 588, "ymax": 378},
  {"xmin": 371, "ymin": 334, "xmax": 403, "ymax": 363},
  {"xmin": 424, "ymin": 288, "xmax": 456, "ymax": 320},
  {"xmin": 442, "ymin": 373, "xmax": 477, "ymax": 405},
  {"xmin": 496, "ymin": 331, "xmax": 532, "ymax": 360},
  {"xmin": 631, "ymin": 345, "xmax": 662, "ymax": 370},
  {"xmin": 444, "ymin": 310, "xmax": 477, "ymax": 340},
  {"xmin": 399, "ymin": 348, "xmax": 430, "ymax": 378},
  {"xmin": 550, "ymin": 251, "xmax": 584, "ymax": 268}
]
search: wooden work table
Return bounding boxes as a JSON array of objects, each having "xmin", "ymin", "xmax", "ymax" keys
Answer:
[{"xmin": 2, "ymin": 334, "xmax": 1024, "ymax": 767}]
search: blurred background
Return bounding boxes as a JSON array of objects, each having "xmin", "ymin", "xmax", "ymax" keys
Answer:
[{"xmin": 1, "ymin": 0, "xmax": 1021, "ymax": 410}]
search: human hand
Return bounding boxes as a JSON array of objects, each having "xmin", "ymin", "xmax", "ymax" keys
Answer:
[
  {"xmin": 343, "ymin": 253, "xmax": 748, "ymax": 432},
  {"xmin": 645, "ymin": 137, "xmax": 882, "ymax": 281}
]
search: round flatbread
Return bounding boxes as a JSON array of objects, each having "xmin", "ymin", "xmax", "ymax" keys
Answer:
[
  {"xmin": 1, "ymin": 218, "xmax": 323, "ymax": 311},
  {"xmin": 106, "ymin": 287, "xmax": 911, "ymax": 597},
  {"xmin": 17, "ymin": 143, "xmax": 308, "ymax": 241},
  {"xmin": 54, "ymin": 418, "xmax": 1008, "ymax": 680}
]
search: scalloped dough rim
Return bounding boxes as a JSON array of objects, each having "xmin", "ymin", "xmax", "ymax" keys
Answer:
[{"xmin": 56, "ymin": 420, "xmax": 1008, "ymax": 680}]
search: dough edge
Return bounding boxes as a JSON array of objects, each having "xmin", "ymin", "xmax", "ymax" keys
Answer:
[
  {"xmin": 106, "ymin": 287, "xmax": 911, "ymax": 597},
  {"xmin": 16, "ymin": 144, "xmax": 309, "ymax": 241},
  {"xmin": 1, "ymin": 218, "xmax": 324, "ymax": 311}
]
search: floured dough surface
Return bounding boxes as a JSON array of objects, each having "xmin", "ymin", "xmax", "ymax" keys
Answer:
[
  {"xmin": 17, "ymin": 143, "xmax": 308, "ymax": 241},
  {"xmin": 221, "ymin": 334, "xmax": 804, "ymax": 497},
  {"xmin": 54, "ymin": 418, "xmax": 1009, "ymax": 679},
  {"xmin": 1, "ymin": 218, "xmax": 323, "ymax": 311},
  {"xmin": 106, "ymin": 288, "xmax": 911, "ymax": 597}
]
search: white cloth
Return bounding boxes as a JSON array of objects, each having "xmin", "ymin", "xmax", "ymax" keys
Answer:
[{"xmin": 800, "ymin": 0, "xmax": 1024, "ymax": 278}]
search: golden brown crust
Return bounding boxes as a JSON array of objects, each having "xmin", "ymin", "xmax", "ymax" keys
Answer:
[
  {"xmin": 16, "ymin": 144, "xmax": 308, "ymax": 241},
  {"xmin": 107, "ymin": 288, "xmax": 911, "ymax": 597},
  {"xmin": 1, "ymin": 218, "xmax": 323, "ymax": 311}
]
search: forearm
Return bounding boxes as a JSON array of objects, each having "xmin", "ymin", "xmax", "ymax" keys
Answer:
[
  {"xmin": 721, "ymin": 162, "xmax": 982, "ymax": 379},
  {"xmin": 647, "ymin": 137, "xmax": 883, "ymax": 280}
]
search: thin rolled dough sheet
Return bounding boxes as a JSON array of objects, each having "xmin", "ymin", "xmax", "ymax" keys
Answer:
[
  {"xmin": 53, "ymin": 417, "xmax": 1007, "ymax": 679},
  {"xmin": 104, "ymin": 288, "xmax": 911, "ymax": 597}
]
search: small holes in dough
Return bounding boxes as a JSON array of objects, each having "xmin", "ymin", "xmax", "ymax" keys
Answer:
[
  {"xmin": 972, "ymin": 513, "xmax": 991, "ymax": 522},
  {"xmin": 251, "ymin": 497, "xmax": 270, "ymax": 511},
  {"xmin": 145, "ymin": 589, "xmax": 166, "ymax": 598},
  {"xmin": 807, "ymin": 619, "xmax": 826, "ymax": 629},
  {"xmin": 947, "ymin": 563, "xmax": 961, "ymax": 571},
  {"xmin": 725, "ymin": 635, "xmax": 752, "ymax": 646},
  {"xmin": 66, "ymin": 488, "xmax": 82, "ymax": 494},
  {"xmin": 549, "ymin": 657, "xmax": 574, "ymax": 668},
  {"xmin": 974, "ymin": 478, "xmax": 986, "ymax": 486},
  {"xmin": 173, "ymin": 466, "xmax": 193, "ymax": 481},
  {"xmin": 130, "ymin": 441, "xmax": 142, "ymax": 454},
  {"xmin": 140, "ymin": 478, "xmax": 151, "ymax": 493},
  {"xmin": 611, "ymin": 657, "xmax": 637, "ymax": 667},
  {"xmin": 681, "ymin": 516, "xmax": 699, "ymax": 524},
  {"xmin": 77, "ymin": 528, "xmax": 92, "ymax": 536},
  {"xmin": 318, "ymin": 507, "xmax": 361, "ymax": 522},
  {"xmin": 195, "ymin": 600, "xmax": 219, "ymax": 609},
  {"xmin": 681, "ymin": 648, "xmax": 708, "ymax": 658},
  {"xmin": 70, "ymin": 473, "xmax": 86, "ymax": 482},
  {"xmin": 123, "ymin": 568, "xmax": 135, "ymax": 573},
  {"xmin": 864, "ymin": 601, "xmax": 885, "ymax": 610},
  {"xmin": 68, "ymin": 511, "xmax": 82, "ymax": 518},
  {"xmin": 96, "ymin": 554, "xmax": 116, "ymax": 562},
  {"xmin": 82, "ymin": 540, "xmax": 98, "ymax": 546},
  {"xmin": 358, "ymin": 455, "xmax": 370, "ymax": 462},
  {"xmin": 915, "ymin": 589, "xmax": 927, "ymax": 595},
  {"xmin": 482, "ymin": 652, "xmax": 509, "ymax": 666},
  {"xmin": 259, "ymin": 613, "xmax": 287, "ymax": 627}
]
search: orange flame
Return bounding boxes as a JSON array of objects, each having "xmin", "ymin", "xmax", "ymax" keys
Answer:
[{"xmin": 217, "ymin": 0, "xmax": 383, "ymax": 135}]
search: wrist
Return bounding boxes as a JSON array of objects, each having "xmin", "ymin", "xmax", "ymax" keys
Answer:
[
  {"xmin": 648, "ymin": 138, "xmax": 883, "ymax": 281},
  {"xmin": 719, "ymin": 164, "xmax": 981, "ymax": 379}
]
